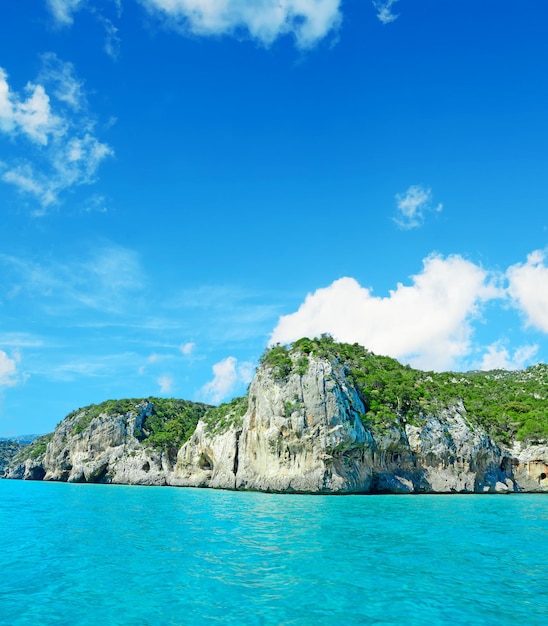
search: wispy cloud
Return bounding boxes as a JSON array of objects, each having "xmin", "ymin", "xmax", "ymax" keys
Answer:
[
  {"xmin": 97, "ymin": 14, "xmax": 121, "ymax": 59},
  {"xmin": 373, "ymin": 0, "xmax": 400, "ymax": 24},
  {"xmin": 46, "ymin": 1, "xmax": 121, "ymax": 58},
  {"xmin": 82, "ymin": 194, "xmax": 109, "ymax": 214},
  {"xmin": 46, "ymin": 0, "xmax": 85, "ymax": 26},
  {"xmin": 167, "ymin": 284, "xmax": 282, "ymax": 342},
  {"xmin": 199, "ymin": 356, "xmax": 254, "ymax": 404},
  {"xmin": 0, "ymin": 333, "xmax": 45, "ymax": 349},
  {"xmin": 271, "ymin": 254, "xmax": 503, "ymax": 371},
  {"xmin": 0, "ymin": 54, "xmax": 113, "ymax": 212},
  {"xmin": 394, "ymin": 185, "xmax": 443, "ymax": 230},
  {"xmin": 138, "ymin": 0, "xmax": 342, "ymax": 49},
  {"xmin": 43, "ymin": 351, "xmax": 140, "ymax": 382},
  {"xmin": 0, "ymin": 244, "xmax": 144, "ymax": 315},
  {"xmin": 480, "ymin": 342, "xmax": 538, "ymax": 371}
]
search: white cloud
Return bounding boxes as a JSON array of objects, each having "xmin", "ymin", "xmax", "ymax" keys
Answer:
[
  {"xmin": 507, "ymin": 250, "xmax": 548, "ymax": 333},
  {"xmin": 0, "ymin": 350, "xmax": 20, "ymax": 387},
  {"xmin": 46, "ymin": 0, "xmax": 341, "ymax": 49},
  {"xmin": 2, "ymin": 166, "xmax": 56, "ymax": 207},
  {"xmin": 373, "ymin": 0, "xmax": 399, "ymax": 24},
  {"xmin": 46, "ymin": 0, "xmax": 85, "ymax": 25},
  {"xmin": 139, "ymin": 0, "xmax": 342, "ymax": 48},
  {"xmin": 158, "ymin": 374, "xmax": 174, "ymax": 393},
  {"xmin": 0, "ymin": 55, "xmax": 113, "ymax": 210},
  {"xmin": 0, "ymin": 67, "xmax": 63, "ymax": 145},
  {"xmin": 480, "ymin": 342, "xmax": 538, "ymax": 371},
  {"xmin": 270, "ymin": 254, "xmax": 502, "ymax": 371},
  {"xmin": 180, "ymin": 342, "xmax": 195, "ymax": 355},
  {"xmin": 394, "ymin": 185, "xmax": 443, "ymax": 230},
  {"xmin": 200, "ymin": 356, "xmax": 254, "ymax": 404}
]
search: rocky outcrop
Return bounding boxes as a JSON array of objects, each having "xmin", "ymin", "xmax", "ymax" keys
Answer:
[
  {"xmin": 171, "ymin": 354, "xmax": 521, "ymax": 493},
  {"xmin": 6, "ymin": 402, "xmax": 173, "ymax": 486},
  {"xmin": 508, "ymin": 442, "xmax": 548, "ymax": 492},
  {"xmin": 172, "ymin": 421, "xmax": 240, "ymax": 489},
  {"xmin": 5, "ymin": 344, "xmax": 548, "ymax": 494}
]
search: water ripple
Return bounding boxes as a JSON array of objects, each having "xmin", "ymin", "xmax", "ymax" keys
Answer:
[{"xmin": 1, "ymin": 482, "xmax": 547, "ymax": 625}]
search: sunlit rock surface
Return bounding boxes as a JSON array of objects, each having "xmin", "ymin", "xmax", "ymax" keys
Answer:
[{"xmin": 5, "ymin": 343, "xmax": 548, "ymax": 494}]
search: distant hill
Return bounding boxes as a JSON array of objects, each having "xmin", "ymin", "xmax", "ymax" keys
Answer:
[
  {"xmin": 0, "ymin": 440, "xmax": 26, "ymax": 475},
  {"xmin": 0, "ymin": 435, "xmax": 40, "ymax": 445}
]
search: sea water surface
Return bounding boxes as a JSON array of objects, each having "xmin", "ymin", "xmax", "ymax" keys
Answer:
[{"xmin": 1, "ymin": 480, "xmax": 546, "ymax": 625}]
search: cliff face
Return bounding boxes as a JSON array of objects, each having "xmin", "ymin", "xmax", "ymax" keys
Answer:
[
  {"xmin": 172, "ymin": 354, "xmax": 522, "ymax": 493},
  {"xmin": 5, "ymin": 340, "xmax": 548, "ymax": 494},
  {"xmin": 6, "ymin": 402, "xmax": 187, "ymax": 486}
]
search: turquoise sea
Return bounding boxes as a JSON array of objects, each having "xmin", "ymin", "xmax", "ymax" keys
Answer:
[{"xmin": 0, "ymin": 480, "xmax": 546, "ymax": 625}]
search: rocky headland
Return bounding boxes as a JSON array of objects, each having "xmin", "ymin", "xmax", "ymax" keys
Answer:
[{"xmin": 4, "ymin": 337, "xmax": 548, "ymax": 493}]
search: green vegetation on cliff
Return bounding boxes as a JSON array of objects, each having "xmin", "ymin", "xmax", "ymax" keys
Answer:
[
  {"xmin": 11, "ymin": 433, "xmax": 53, "ymax": 465},
  {"xmin": 65, "ymin": 397, "xmax": 211, "ymax": 451},
  {"xmin": 202, "ymin": 396, "xmax": 248, "ymax": 434},
  {"xmin": 140, "ymin": 398, "xmax": 211, "ymax": 449},
  {"xmin": 262, "ymin": 335, "xmax": 548, "ymax": 445}
]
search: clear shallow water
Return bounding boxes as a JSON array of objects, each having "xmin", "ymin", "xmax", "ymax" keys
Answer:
[{"xmin": 0, "ymin": 481, "xmax": 546, "ymax": 626}]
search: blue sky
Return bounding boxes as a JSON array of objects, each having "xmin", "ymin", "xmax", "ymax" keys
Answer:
[{"xmin": 1, "ymin": 0, "xmax": 548, "ymax": 436}]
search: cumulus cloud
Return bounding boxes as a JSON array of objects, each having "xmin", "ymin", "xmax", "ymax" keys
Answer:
[
  {"xmin": 0, "ymin": 55, "xmax": 113, "ymax": 211},
  {"xmin": 139, "ymin": 0, "xmax": 342, "ymax": 48},
  {"xmin": 200, "ymin": 356, "xmax": 255, "ymax": 404},
  {"xmin": 0, "ymin": 350, "xmax": 19, "ymax": 387},
  {"xmin": 394, "ymin": 185, "xmax": 442, "ymax": 230},
  {"xmin": 373, "ymin": 0, "xmax": 399, "ymax": 24},
  {"xmin": 480, "ymin": 342, "xmax": 538, "ymax": 371},
  {"xmin": 270, "ymin": 254, "xmax": 502, "ymax": 371},
  {"xmin": 507, "ymin": 250, "xmax": 548, "ymax": 333}
]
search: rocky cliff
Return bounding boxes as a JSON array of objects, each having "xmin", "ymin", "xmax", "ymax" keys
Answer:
[{"xmin": 5, "ymin": 338, "xmax": 548, "ymax": 493}]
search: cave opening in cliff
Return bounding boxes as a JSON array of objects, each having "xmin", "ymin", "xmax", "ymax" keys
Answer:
[{"xmin": 199, "ymin": 454, "xmax": 213, "ymax": 471}]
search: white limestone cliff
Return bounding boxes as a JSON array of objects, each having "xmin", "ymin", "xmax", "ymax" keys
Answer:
[
  {"xmin": 5, "ymin": 349, "xmax": 548, "ymax": 493},
  {"xmin": 171, "ymin": 353, "xmax": 528, "ymax": 493},
  {"xmin": 7, "ymin": 402, "xmax": 171, "ymax": 486}
]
